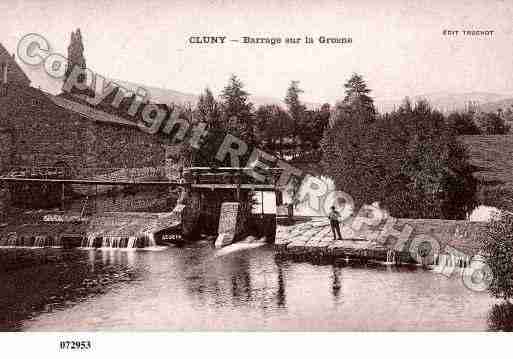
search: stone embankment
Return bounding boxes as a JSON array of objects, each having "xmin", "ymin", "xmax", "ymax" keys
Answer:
[{"xmin": 275, "ymin": 217, "xmax": 488, "ymax": 265}]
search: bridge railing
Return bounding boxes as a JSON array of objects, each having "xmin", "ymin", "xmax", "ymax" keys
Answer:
[
  {"xmin": 2, "ymin": 166, "xmax": 170, "ymax": 181},
  {"xmin": 183, "ymin": 167, "xmax": 283, "ymax": 186}
]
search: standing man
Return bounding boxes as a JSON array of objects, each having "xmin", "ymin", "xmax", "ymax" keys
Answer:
[{"xmin": 328, "ymin": 206, "xmax": 342, "ymax": 240}]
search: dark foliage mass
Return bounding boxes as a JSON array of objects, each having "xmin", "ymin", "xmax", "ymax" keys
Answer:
[
  {"xmin": 488, "ymin": 302, "xmax": 513, "ymax": 331},
  {"xmin": 321, "ymin": 73, "xmax": 477, "ymax": 219},
  {"xmin": 481, "ymin": 212, "xmax": 513, "ymax": 303},
  {"xmin": 447, "ymin": 110, "xmax": 510, "ymax": 135}
]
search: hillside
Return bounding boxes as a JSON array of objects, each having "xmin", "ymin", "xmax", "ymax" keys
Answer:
[
  {"xmin": 378, "ymin": 92, "xmax": 511, "ymax": 114},
  {"xmin": 461, "ymin": 135, "xmax": 513, "ymax": 185},
  {"xmin": 479, "ymin": 98, "xmax": 513, "ymax": 113},
  {"xmin": 460, "ymin": 135, "xmax": 513, "ymax": 210}
]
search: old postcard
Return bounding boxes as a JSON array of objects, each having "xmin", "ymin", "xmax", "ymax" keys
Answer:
[{"xmin": 1, "ymin": 0, "xmax": 512, "ymax": 356}]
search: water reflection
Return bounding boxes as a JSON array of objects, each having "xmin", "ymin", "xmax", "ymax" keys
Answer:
[
  {"xmin": 0, "ymin": 249, "xmax": 143, "ymax": 331},
  {"xmin": 331, "ymin": 265, "xmax": 342, "ymax": 301},
  {"xmin": 0, "ymin": 244, "xmax": 500, "ymax": 331}
]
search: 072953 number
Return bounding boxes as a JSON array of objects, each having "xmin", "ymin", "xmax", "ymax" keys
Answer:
[{"xmin": 59, "ymin": 340, "xmax": 92, "ymax": 350}]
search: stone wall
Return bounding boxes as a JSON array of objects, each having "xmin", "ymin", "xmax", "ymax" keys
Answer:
[
  {"xmin": 0, "ymin": 85, "xmax": 167, "ymax": 178},
  {"xmin": 182, "ymin": 190, "xmax": 201, "ymax": 238},
  {"xmin": 0, "ymin": 127, "xmax": 12, "ymax": 220},
  {"xmin": 65, "ymin": 187, "xmax": 175, "ymax": 214}
]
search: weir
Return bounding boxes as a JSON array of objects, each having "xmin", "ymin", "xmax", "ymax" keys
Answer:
[
  {"xmin": 0, "ymin": 166, "xmax": 285, "ymax": 248},
  {"xmin": 275, "ymin": 217, "xmax": 488, "ymax": 266}
]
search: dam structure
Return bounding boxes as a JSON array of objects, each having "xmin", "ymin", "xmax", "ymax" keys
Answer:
[
  {"xmin": 0, "ymin": 43, "xmax": 286, "ymax": 248},
  {"xmin": 0, "ymin": 165, "xmax": 285, "ymax": 249}
]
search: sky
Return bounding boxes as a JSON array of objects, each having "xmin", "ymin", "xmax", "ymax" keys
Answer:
[{"xmin": 2, "ymin": 0, "xmax": 513, "ymax": 105}]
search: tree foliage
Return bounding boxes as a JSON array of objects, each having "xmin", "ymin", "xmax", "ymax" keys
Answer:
[
  {"xmin": 321, "ymin": 74, "xmax": 476, "ymax": 219},
  {"xmin": 475, "ymin": 112, "xmax": 510, "ymax": 135},
  {"xmin": 221, "ymin": 75, "xmax": 255, "ymax": 144},
  {"xmin": 447, "ymin": 111, "xmax": 481, "ymax": 135},
  {"xmin": 196, "ymin": 87, "xmax": 222, "ymax": 130},
  {"xmin": 284, "ymin": 80, "xmax": 306, "ymax": 145},
  {"xmin": 255, "ymin": 104, "xmax": 292, "ymax": 156},
  {"xmin": 481, "ymin": 212, "xmax": 513, "ymax": 302}
]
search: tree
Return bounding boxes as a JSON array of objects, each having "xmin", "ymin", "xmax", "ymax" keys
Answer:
[
  {"xmin": 481, "ymin": 211, "xmax": 513, "ymax": 302},
  {"xmin": 65, "ymin": 28, "xmax": 86, "ymax": 78},
  {"xmin": 284, "ymin": 80, "xmax": 306, "ymax": 150},
  {"xmin": 342, "ymin": 73, "xmax": 376, "ymax": 117},
  {"xmin": 221, "ymin": 75, "xmax": 255, "ymax": 144},
  {"xmin": 196, "ymin": 87, "xmax": 222, "ymax": 130},
  {"xmin": 321, "ymin": 77, "xmax": 477, "ymax": 219},
  {"xmin": 447, "ymin": 111, "xmax": 481, "ymax": 135},
  {"xmin": 255, "ymin": 104, "xmax": 292, "ymax": 158},
  {"xmin": 298, "ymin": 104, "xmax": 330, "ymax": 151},
  {"xmin": 321, "ymin": 74, "xmax": 379, "ymax": 210},
  {"xmin": 476, "ymin": 112, "xmax": 510, "ymax": 135}
]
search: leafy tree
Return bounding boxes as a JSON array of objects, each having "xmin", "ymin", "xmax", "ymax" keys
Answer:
[
  {"xmin": 321, "ymin": 74, "xmax": 379, "ymax": 209},
  {"xmin": 298, "ymin": 104, "xmax": 330, "ymax": 150},
  {"xmin": 476, "ymin": 112, "xmax": 510, "ymax": 135},
  {"xmin": 255, "ymin": 104, "xmax": 292, "ymax": 158},
  {"xmin": 321, "ymin": 75, "xmax": 476, "ymax": 219},
  {"xmin": 221, "ymin": 75, "xmax": 255, "ymax": 144},
  {"xmin": 447, "ymin": 111, "xmax": 481, "ymax": 135},
  {"xmin": 481, "ymin": 211, "xmax": 513, "ymax": 302},
  {"xmin": 342, "ymin": 73, "xmax": 376, "ymax": 117},
  {"xmin": 196, "ymin": 87, "xmax": 222, "ymax": 130},
  {"xmin": 284, "ymin": 80, "xmax": 306, "ymax": 149}
]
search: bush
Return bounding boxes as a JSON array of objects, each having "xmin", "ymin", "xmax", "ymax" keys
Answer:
[{"xmin": 481, "ymin": 211, "xmax": 513, "ymax": 302}]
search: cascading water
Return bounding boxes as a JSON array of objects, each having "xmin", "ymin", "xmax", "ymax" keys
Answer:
[
  {"xmin": 386, "ymin": 249, "xmax": 396, "ymax": 264},
  {"xmin": 0, "ymin": 234, "xmax": 62, "ymax": 248},
  {"xmin": 81, "ymin": 233, "xmax": 97, "ymax": 248},
  {"xmin": 34, "ymin": 236, "xmax": 45, "ymax": 247},
  {"xmin": 432, "ymin": 253, "xmax": 472, "ymax": 269},
  {"xmin": 127, "ymin": 236, "xmax": 137, "ymax": 248},
  {"xmin": 80, "ymin": 233, "xmax": 156, "ymax": 249},
  {"xmin": 7, "ymin": 235, "xmax": 18, "ymax": 247}
]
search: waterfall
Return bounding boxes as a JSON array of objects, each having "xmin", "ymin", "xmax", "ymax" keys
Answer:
[
  {"xmin": 7, "ymin": 235, "xmax": 18, "ymax": 247},
  {"xmin": 432, "ymin": 253, "xmax": 472, "ymax": 269},
  {"xmin": 81, "ymin": 233, "xmax": 97, "ymax": 248},
  {"xmin": 386, "ymin": 249, "xmax": 396, "ymax": 264},
  {"xmin": 127, "ymin": 236, "xmax": 137, "ymax": 248},
  {"xmin": 147, "ymin": 233, "xmax": 156, "ymax": 247},
  {"xmin": 34, "ymin": 236, "xmax": 45, "ymax": 247},
  {"xmin": 80, "ymin": 232, "xmax": 157, "ymax": 249}
]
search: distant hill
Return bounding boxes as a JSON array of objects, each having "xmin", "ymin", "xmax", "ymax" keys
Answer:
[
  {"xmin": 22, "ymin": 60, "xmax": 511, "ymax": 114},
  {"xmin": 479, "ymin": 98, "xmax": 513, "ymax": 113},
  {"xmin": 22, "ymin": 62, "xmax": 321, "ymax": 109},
  {"xmin": 113, "ymin": 79, "xmax": 323, "ymax": 109},
  {"xmin": 460, "ymin": 134, "xmax": 513, "ymax": 210},
  {"xmin": 377, "ymin": 92, "xmax": 512, "ymax": 114}
]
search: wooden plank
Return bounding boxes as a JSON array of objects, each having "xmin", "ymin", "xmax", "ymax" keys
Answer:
[
  {"xmin": 0, "ymin": 177, "xmax": 183, "ymax": 186},
  {"xmin": 191, "ymin": 184, "xmax": 277, "ymax": 190}
]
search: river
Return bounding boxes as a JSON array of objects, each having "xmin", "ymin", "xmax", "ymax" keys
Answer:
[{"xmin": 0, "ymin": 242, "xmax": 503, "ymax": 331}]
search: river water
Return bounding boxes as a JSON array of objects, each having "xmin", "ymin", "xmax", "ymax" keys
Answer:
[{"xmin": 0, "ymin": 242, "xmax": 503, "ymax": 331}]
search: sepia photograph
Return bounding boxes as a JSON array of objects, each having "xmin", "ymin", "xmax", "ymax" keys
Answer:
[{"xmin": 1, "ymin": 0, "xmax": 513, "ymax": 355}]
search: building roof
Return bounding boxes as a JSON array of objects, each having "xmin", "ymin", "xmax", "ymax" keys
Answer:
[
  {"xmin": 0, "ymin": 42, "xmax": 31, "ymax": 86},
  {"xmin": 47, "ymin": 93, "xmax": 139, "ymax": 128}
]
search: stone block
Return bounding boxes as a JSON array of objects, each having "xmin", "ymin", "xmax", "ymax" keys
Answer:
[{"xmin": 215, "ymin": 202, "xmax": 247, "ymax": 248}]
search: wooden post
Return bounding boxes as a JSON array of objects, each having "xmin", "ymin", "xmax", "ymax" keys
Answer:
[
  {"xmin": 236, "ymin": 169, "xmax": 241, "ymax": 202},
  {"xmin": 275, "ymin": 189, "xmax": 283, "ymax": 206},
  {"xmin": 61, "ymin": 182, "xmax": 65, "ymax": 211},
  {"xmin": 261, "ymin": 191, "xmax": 264, "ymax": 216}
]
